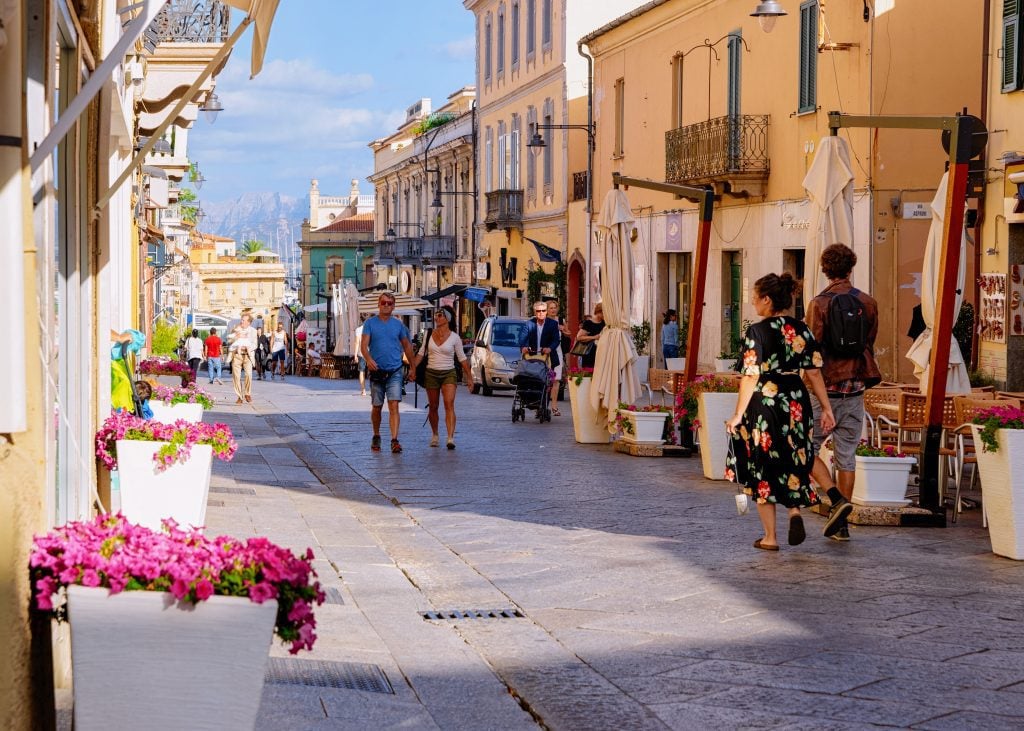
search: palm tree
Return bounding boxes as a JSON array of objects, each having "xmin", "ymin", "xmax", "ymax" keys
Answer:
[{"xmin": 239, "ymin": 239, "xmax": 267, "ymax": 258}]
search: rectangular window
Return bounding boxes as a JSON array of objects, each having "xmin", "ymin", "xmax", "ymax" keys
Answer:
[
  {"xmin": 614, "ymin": 78, "xmax": 625, "ymax": 157},
  {"xmin": 542, "ymin": 0, "xmax": 552, "ymax": 48},
  {"xmin": 1004, "ymin": 0, "xmax": 1022, "ymax": 92},
  {"xmin": 543, "ymin": 103, "xmax": 553, "ymax": 192},
  {"xmin": 498, "ymin": 121, "xmax": 508, "ymax": 188},
  {"xmin": 510, "ymin": 114, "xmax": 521, "ymax": 189},
  {"xmin": 526, "ymin": 0, "xmax": 536, "ymax": 57},
  {"xmin": 485, "ymin": 17, "xmax": 493, "ymax": 82},
  {"xmin": 497, "ymin": 7, "xmax": 505, "ymax": 76},
  {"xmin": 485, "ymin": 127, "xmax": 494, "ymax": 192},
  {"xmin": 511, "ymin": 1, "xmax": 520, "ymax": 68},
  {"xmin": 798, "ymin": 1, "xmax": 818, "ymax": 113},
  {"xmin": 526, "ymin": 107, "xmax": 536, "ymax": 197},
  {"xmin": 671, "ymin": 55, "xmax": 684, "ymax": 128}
]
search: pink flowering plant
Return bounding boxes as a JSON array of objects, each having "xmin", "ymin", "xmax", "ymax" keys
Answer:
[
  {"xmin": 29, "ymin": 514, "xmax": 325, "ymax": 653},
  {"xmin": 854, "ymin": 440, "xmax": 909, "ymax": 458},
  {"xmin": 615, "ymin": 402, "xmax": 676, "ymax": 444},
  {"xmin": 95, "ymin": 410, "xmax": 236, "ymax": 472},
  {"xmin": 674, "ymin": 374, "xmax": 739, "ymax": 431},
  {"xmin": 151, "ymin": 383, "xmax": 214, "ymax": 409},
  {"xmin": 566, "ymin": 366, "xmax": 594, "ymax": 386},
  {"xmin": 972, "ymin": 404, "xmax": 1024, "ymax": 453},
  {"xmin": 139, "ymin": 357, "xmax": 195, "ymax": 385}
]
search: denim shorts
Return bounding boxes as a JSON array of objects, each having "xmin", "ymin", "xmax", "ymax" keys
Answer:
[
  {"xmin": 810, "ymin": 392, "xmax": 866, "ymax": 472},
  {"xmin": 271, "ymin": 349, "xmax": 286, "ymax": 362},
  {"xmin": 370, "ymin": 368, "xmax": 405, "ymax": 406}
]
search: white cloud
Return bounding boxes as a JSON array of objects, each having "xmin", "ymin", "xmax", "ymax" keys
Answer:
[{"xmin": 442, "ymin": 35, "xmax": 475, "ymax": 62}]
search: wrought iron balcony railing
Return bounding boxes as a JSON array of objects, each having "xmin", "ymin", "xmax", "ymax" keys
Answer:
[
  {"xmin": 484, "ymin": 190, "xmax": 524, "ymax": 230},
  {"xmin": 665, "ymin": 114, "xmax": 770, "ymax": 196},
  {"xmin": 395, "ymin": 237, "xmax": 422, "ymax": 264},
  {"xmin": 421, "ymin": 236, "xmax": 456, "ymax": 265},
  {"xmin": 149, "ymin": 0, "xmax": 231, "ymax": 44},
  {"xmin": 374, "ymin": 240, "xmax": 396, "ymax": 264}
]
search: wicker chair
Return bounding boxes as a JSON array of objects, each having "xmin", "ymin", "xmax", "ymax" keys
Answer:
[{"xmin": 952, "ymin": 396, "xmax": 1022, "ymax": 525}]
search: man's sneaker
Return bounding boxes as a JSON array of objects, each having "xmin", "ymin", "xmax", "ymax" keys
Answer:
[
  {"xmin": 391, "ymin": 439, "xmax": 403, "ymax": 454},
  {"xmin": 829, "ymin": 525, "xmax": 851, "ymax": 542},
  {"xmin": 823, "ymin": 498, "xmax": 853, "ymax": 537},
  {"xmin": 371, "ymin": 435, "xmax": 381, "ymax": 452}
]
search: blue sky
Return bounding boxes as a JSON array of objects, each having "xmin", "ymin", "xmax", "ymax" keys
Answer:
[{"xmin": 189, "ymin": 1, "xmax": 476, "ymax": 204}]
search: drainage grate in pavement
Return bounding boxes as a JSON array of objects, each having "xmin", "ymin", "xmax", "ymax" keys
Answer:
[
  {"xmin": 265, "ymin": 658, "xmax": 393, "ymax": 694},
  {"xmin": 208, "ymin": 486, "xmax": 257, "ymax": 495},
  {"xmin": 323, "ymin": 586, "xmax": 345, "ymax": 605},
  {"xmin": 421, "ymin": 608, "xmax": 524, "ymax": 620}
]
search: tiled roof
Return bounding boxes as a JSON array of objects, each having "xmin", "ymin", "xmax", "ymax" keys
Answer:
[{"xmin": 316, "ymin": 213, "xmax": 374, "ymax": 233}]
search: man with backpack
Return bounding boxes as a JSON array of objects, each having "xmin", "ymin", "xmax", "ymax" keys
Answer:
[{"xmin": 805, "ymin": 243, "xmax": 882, "ymax": 541}]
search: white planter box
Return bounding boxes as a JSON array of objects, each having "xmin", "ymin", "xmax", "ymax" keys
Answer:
[
  {"xmin": 116, "ymin": 441, "xmax": 213, "ymax": 531},
  {"xmin": 971, "ymin": 426, "xmax": 1024, "ymax": 560},
  {"xmin": 618, "ymin": 409, "xmax": 669, "ymax": 445},
  {"xmin": 714, "ymin": 358, "xmax": 736, "ymax": 373},
  {"xmin": 698, "ymin": 392, "xmax": 739, "ymax": 480},
  {"xmin": 149, "ymin": 401, "xmax": 204, "ymax": 424},
  {"xmin": 852, "ymin": 455, "xmax": 916, "ymax": 506},
  {"xmin": 568, "ymin": 379, "xmax": 609, "ymax": 444},
  {"xmin": 666, "ymin": 357, "xmax": 686, "ymax": 371},
  {"xmin": 67, "ymin": 585, "xmax": 276, "ymax": 731}
]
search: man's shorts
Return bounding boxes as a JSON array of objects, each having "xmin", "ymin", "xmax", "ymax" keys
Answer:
[
  {"xmin": 357, "ymin": 356, "xmax": 367, "ymax": 373},
  {"xmin": 809, "ymin": 392, "xmax": 865, "ymax": 472},
  {"xmin": 271, "ymin": 349, "xmax": 286, "ymax": 363},
  {"xmin": 370, "ymin": 368, "xmax": 405, "ymax": 406}
]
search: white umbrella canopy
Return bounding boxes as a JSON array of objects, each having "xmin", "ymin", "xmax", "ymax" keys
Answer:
[
  {"xmin": 331, "ymin": 284, "xmax": 348, "ymax": 357},
  {"xmin": 802, "ymin": 136, "xmax": 856, "ymax": 311},
  {"xmin": 906, "ymin": 171, "xmax": 971, "ymax": 394},
  {"xmin": 344, "ymin": 283, "xmax": 361, "ymax": 355},
  {"xmin": 357, "ymin": 291, "xmax": 431, "ymax": 316},
  {"xmin": 589, "ymin": 189, "xmax": 641, "ymax": 431}
]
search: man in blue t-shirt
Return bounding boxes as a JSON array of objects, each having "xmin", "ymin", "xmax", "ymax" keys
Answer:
[{"xmin": 360, "ymin": 292, "xmax": 415, "ymax": 453}]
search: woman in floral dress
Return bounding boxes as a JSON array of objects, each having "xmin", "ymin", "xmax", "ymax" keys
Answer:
[{"xmin": 725, "ymin": 273, "xmax": 836, "ymax": 551}]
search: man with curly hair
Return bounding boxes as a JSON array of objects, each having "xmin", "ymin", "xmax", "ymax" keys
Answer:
[{"xmin": 805, "ymin": 243, "xmax": 882, "ymax": 541}]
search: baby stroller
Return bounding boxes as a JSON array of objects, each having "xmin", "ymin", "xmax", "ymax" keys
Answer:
[{"xmin": 511, "ymin": 354, "xmax": 552, "ymax": 423}]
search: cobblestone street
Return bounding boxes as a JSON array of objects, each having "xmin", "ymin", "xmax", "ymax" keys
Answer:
[{"xmin": 201, "ymin": 375, "xmax": 1024, "ymax": 730}]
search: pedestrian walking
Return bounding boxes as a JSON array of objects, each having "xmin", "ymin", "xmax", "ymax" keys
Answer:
[
  {"xmin": 412, "ymin": 307, "xmax": 474, "ymax": 449},
  {"xmin": 229, "ymin": 313, "xmax": 257, "ymax": 404},
  {"xmin": 203, "ymin": 327, "xmax": 223, "ymax": 384},
  {"xmin": 725, "ymin": 273, "xmax": 842, "ymax": 551},
  {"xmin": 573, "ymin": 303, "xmax": 605, "ymax": 370},
  {"xmin": 519, "ymin": 301, "xmax": 561, "ymax": 414},
  {"xmin": 805, "ymin": 243, "xmax": 881, "ymax": 541},
  {"xmin": 355, "ymin": 316, "xmax": 368, "ymax": 396},
  {"xmin": 269, "ymin": 322, "xmax": 288, "ymax": 380},
  {"xmin": 255, "ymin": 327, "xmax": 271, "ymax": 380},
  {"xmin": 546, "ymin": 299, "xmax": 570, "ymax": 417},
  {"xmin": 661, "ymin": 309, "xmax": 679, "ymax": 364},
  {"xmin": 360, "ymin": 292, "xmax": 416, "ymax": 453},
  {"xmin": 184, "ymin": 329, "xmax": 204, "ymax": 377}
]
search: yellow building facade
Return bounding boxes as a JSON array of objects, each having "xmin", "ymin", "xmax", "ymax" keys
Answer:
[{"xmin": 582, "ymin": 0, "xmax": 982, "ymax": 376}]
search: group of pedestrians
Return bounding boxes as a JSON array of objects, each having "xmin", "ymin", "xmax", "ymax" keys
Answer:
[{"xmin": 726, "ymin": 243, "xmax": 880, "ymax": 550}]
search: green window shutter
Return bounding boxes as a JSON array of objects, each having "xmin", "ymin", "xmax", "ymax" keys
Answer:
[
  {"xmin": 1004, "ymin": 0, "xmax": 1021, "ymax": 92},
  {"xmin": 798, "ymin": 1, "xmax": 818, "ymax": 113}
]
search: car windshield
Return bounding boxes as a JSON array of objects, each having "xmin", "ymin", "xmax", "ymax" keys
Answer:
[{"xmin": 492, "ymin": 322, "xmax": 524, "ymax": 347}]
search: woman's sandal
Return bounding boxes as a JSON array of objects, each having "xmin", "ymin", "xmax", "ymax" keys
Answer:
[
  {"xmin": 753, "ymin": 539, "xmax": 780, "ymax": 552},
  {"xmin": 788, "ymin": 515, "xmax": 806, "ymax": 546}
]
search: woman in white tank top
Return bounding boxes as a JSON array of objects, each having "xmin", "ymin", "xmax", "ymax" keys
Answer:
[{"xmin": 412, "ymin": 307, "xmax": 474, "ymax": 449}]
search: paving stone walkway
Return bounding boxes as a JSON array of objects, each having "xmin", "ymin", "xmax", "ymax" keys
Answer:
[{"xmin": 196, "ymin": 374, "xmax": 1024, "ymax": 730}]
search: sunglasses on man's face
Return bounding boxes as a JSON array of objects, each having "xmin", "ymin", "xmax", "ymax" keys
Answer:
[
  {"xmin": 380, "ymin": 301, "xmax": 395, "ymax": 307},
  {"xmin": 535, "ymin": 309, "xmax": 547, "ymax": 313}
]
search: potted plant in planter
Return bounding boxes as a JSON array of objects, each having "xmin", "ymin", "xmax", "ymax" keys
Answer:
[
  {"xmin": 971, "ymin": 404, "xmax": 1024, "ymax": 560},
  {"xmin": 715, "ymin": 350, "xmax": 738, "ymax": 373},
  {"xmin": 566, "ymin": 367, "xmax": 608, "ymax": 444},
  {"xmin": 96, "ymin": 411, "xmax": 236, "ymax": 531},
  {"xmin": 615, "ymin": 402, "xmax": 674, "ymax": 445},
  {"xmin": 139, "ymin": 357, "xmax": 195, "ymax": 387},
  {"xmin": 851, "ymin": 440, "xmax": 915, "ymax": 507},
  {"xmin": 30, "ymin": 513, "xmax": 324, "ymax": 730},
  {"xmin": 677, "ymin": 375, "xmax": 740, "ymax": 479},
  {"xmin": 149, "ymin": 383, "xmax": 214, "ymax": 424},
  {"xmin": 631, "ymin": 320, "xmax": 651, "ymax": 378}
]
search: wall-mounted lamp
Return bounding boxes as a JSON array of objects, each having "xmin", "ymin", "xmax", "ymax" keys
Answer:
[
  {"xmin": 750, "ymin": 0, "xmax": 787, "ymax": 33},
  {"xmin": 199, "ymin": 91, "xmax": 223, "ymax": 124}
]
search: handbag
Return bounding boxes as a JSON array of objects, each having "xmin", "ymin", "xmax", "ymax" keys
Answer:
[
  {"xmin": 726, "ymin": 438, "xmax": 749, "ymax": 515},
  {"xmin": 569, "ymin": 339, "xmax": 594, "ymax": 358},
  {"xmin": 369, "ymin": 366, "xmax": 394, "ymax": 384}
]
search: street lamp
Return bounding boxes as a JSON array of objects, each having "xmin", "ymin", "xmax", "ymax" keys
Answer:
[
  {"xmin": 199, "ymin": 91, "xmax": 223, "ymax": 124},
  {"xmin": 353, "ymin": 244, "xmax": 365, "ymax": 286},
  {"xmin": 749, "ymin": 0, "xmax": 788, "ymax": 33},
  {"xmin": 526, "ymin": 121, "xmax": 595, "ymax": 150},
  {"xmin": 386, "ymin": 222, "xmax": 425, "ymax": 238}
]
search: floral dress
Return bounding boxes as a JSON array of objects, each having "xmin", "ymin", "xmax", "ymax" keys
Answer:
[{"xmin": 726, "ymin": 316, "xmax": 824, "ymax": 508}]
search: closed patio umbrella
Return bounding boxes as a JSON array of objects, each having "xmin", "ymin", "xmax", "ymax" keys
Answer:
[
  {"xmin": 906, "ymin": 171, "xmax": 971, "ymax": 394},
  {"xmin": 802, "ymin": 136, "xmax": 856, "ymax": 311},
  {"xmin": 589, "ymin": 189, "xmax": 641, "ymax": 431}
]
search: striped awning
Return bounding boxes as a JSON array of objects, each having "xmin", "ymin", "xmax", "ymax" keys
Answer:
[{"xmin": 357, "ymin": 291, "xmax": 432, "ymax": 316}]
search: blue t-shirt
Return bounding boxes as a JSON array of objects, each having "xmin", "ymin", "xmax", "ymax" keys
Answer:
[{"xmin": 362, "ymin": 316, "xmax": 410, "ymax": 371}]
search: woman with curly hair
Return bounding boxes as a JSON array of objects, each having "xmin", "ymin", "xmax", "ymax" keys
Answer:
[{"xmin": 725, "ymin": 273, "xmax": 843, "ymax": 551}]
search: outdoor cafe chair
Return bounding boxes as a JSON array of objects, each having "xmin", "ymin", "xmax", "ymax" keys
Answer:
[
  {"xmin": 648, "ymin": 369, "xmax": 676, "ymax": 407},
  {"xmin": 863, "ymin": 387, "xmax": 902, "ymax": 447}
]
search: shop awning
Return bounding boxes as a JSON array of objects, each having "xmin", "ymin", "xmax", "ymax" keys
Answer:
[{"xmin": 424, "ymin": 284, "xmax": 495, "ymax": 302}]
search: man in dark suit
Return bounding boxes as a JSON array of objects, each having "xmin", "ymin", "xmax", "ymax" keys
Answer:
[{"xmin": 519, "ymin": 300, "xmax": 562, "ymax": 369}]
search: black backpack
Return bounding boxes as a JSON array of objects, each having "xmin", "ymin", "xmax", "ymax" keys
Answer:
[{"xmin": 825, "ymin": 289, "xmax": 867, "ymax": 358}]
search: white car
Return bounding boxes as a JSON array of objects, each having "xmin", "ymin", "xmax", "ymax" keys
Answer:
[{"xmin": 470, "ymin": 316, "xmax": 529, "ymax": 395}]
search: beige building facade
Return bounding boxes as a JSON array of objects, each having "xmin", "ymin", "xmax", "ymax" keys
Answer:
[
  {"xmin": 189, "ymin": 234, "xmax": 287, "ymax": 329},
  {"xmin": 582, "ymin": 0, "xmax": 983, "ymax": 376}
]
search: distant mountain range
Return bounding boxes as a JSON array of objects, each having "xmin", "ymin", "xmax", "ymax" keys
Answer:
[{"xmin": 203, "ymin": 192, "xmax": 308, "ymax": 276}]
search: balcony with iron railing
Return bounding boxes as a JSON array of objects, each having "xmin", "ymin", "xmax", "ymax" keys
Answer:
[
  {"xmin": 665, "ymin": 114, "xmax": 770, "ymax": 197},
  {"xmin": 148, "ymin": 0, "xmax": 231, "ymax": 44},
  {"xmin": 374, "ymin": 240, "xmax": 397, "ymax": 265},
  {"xmin": 484, "ymin": 190, "xmax": 524, "ymax": 230},
  {"xmin": 421, "ymin": 236, "xmax": 456, "ymax": 265},
  {"xmin": 395, "ymin": 237, "xmax": 422, "ymax": 264}
]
